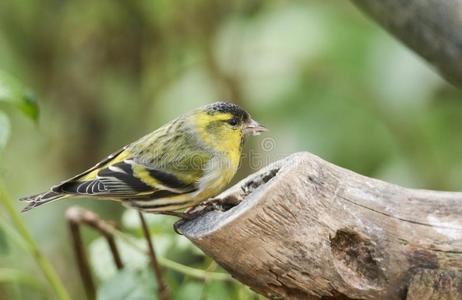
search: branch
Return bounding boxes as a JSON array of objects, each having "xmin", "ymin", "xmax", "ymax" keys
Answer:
[
  {"xmin": 67, "ymin": 217, "xmax": 95, "ymax": 300},
  {"xmin": 350, "ymin": 0, "xmax": 462, "ymax": 88},
  {"xmin": 138, "ymin": 212, "xmax": 170, "ymax": 300},
  {"xmin": 176, "ymin": 152, "xmax": 462, "ymax": 299},
  {"xmin": 66, "ymin": 207, "xmax": 124, "ymax": 300}
]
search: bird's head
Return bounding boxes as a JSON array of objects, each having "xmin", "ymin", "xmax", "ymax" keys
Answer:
[{"xmin": 189, "ymin": 102, "xmax": 267, "ymax": 152}]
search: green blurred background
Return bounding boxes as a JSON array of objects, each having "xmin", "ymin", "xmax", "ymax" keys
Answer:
[{"xmin": 1, "ymin": 0, "xmax": 462, "ymax": 299}]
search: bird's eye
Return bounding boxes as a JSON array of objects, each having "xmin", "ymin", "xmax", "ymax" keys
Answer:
[{"xmin": 227, "ymin": 118, "xmax": 239, "ymax": 126}]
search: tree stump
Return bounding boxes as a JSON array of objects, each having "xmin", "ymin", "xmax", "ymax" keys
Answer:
[{"xmin": 177, "ymin": 152, "xmax": 462, "ymax": 299}]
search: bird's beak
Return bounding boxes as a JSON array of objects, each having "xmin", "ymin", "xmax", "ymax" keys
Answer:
[{"xmin": 244, "ymin": 118, "xmax": 268, "ymax": 136}]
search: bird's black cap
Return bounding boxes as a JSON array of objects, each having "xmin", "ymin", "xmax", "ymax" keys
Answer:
[{"xmin": 206, "ymin": 102, "xmax": 250, "ymax": 121}]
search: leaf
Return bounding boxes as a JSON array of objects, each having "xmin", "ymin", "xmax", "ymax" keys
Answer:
[
  {"xmin": 0, "ymin": 111, "xmax": 10, "ymax": 151},
  {"xmin": 205, "ymin": 281, "xmax": 232, "ymax": 300},
  {"xmin": 0, "ymin": 224, "xmax": 9, "ymax": 255},
  {"xmin": 0, "ymin": 70, "xmax": 39, "ymax": 121},
  {"xmin": 0, "ymin": 216, "xmax": 27, "ymax": 251},
  {"xmin": 172, "ymin": 234, "xmax": 204, "ymax": 256},
  {"xmin": 173, "ymin": 281, "xmax": 203, "ymax": 300},
  {"xmin": 0, "ymin": 268, "xmax": 45, "ymax": 291},
  {"xmin": 89, "ymin": 236, "xmax": 148, "ymax": 281},
  {"xmin": 97, "ymin": 268, "xmax": 157, "ymax": 300}
]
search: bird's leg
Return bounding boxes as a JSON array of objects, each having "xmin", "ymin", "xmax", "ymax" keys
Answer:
[
  {"xmin": 155, "ymin": 211, "xmax": 195, "ymax": 220},
  {"xmin": 185, "ymin": 197, "xmax": 224, "ymax": 215},
  {"xmin": 163, "ymin": 197, "xmax": 239, "ymax": 222},
  {"xmin": 159, "ymin": 206, "xmax": 215, "ymax": 221}
]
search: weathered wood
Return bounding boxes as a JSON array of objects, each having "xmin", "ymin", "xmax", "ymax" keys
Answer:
[
  {"xmin": 177, "ymin": 152, "xmax": 462, "ymax": 299},
  {"xmin": 350, "ymin": 0, "xmax": 462, "ymax": 88},
  {"xmin": 407, "ymin": 269, "xmax": 462, "ymax": 300}
]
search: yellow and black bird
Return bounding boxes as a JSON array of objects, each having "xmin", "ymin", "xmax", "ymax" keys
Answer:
[{"xmin": 20, "ymin": 102, "xmax": 267, "ymax": 215}]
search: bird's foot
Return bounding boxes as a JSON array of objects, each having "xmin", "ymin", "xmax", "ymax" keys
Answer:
[
  {"xmin": 185, "ymin": 198, "xmax": 224, "ymax": 215},
  {"xmin": 172, "ymin": 198, "xmax": 227, "ymax": 234}
]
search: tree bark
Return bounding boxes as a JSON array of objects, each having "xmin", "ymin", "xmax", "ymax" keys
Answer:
[
  {"xmin": 176, "ymin": 152, "xmax": 462, "ymax": 299},
  {"xmin": 350, "ymin": 0, "xmax": 462, "ymax": 88}
]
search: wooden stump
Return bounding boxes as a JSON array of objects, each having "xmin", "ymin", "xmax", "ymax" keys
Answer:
[{"xmin": 177, "ymin": 152, "xmax": 462, "ymax": 299}]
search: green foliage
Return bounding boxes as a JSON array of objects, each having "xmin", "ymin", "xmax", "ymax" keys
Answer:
[
  {"xmin": 174, "ymin": 282, "xmax": 203, "ymax": 300},
  {"xmin": 0, "ymin": 70, "xmax": 39, "ymax": 122},
  {"xmin": 0, "ymin": 111, "xmax": 10, "ymax": 151},
  {"xmin": 89, "ymin": 211, "xmax": 251, "ymax": 299},
  {"xmin": 0, "ymin": 72, "xmax": 69, "ymax": 300},
  {"xmin": 0, "ymin": 70, "xmax": 38, "ymax": 151},
  {"xmin": 0, "ymin": 226, "xmax": 9, "ymax": 255},
  {"xmin": 0, "ymin": 268, "xmax": 45, "ymax": 292},
  {"xmin": 97, "ymin": 268, "xmax": 157, "ymax": 300},
  {"xmin": 205, "ymin": 281, "xmax": 234, "ymax": 300}
]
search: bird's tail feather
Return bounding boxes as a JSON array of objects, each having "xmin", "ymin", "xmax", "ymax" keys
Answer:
[{"xmin": 19, "ymin": 191, "xmax": 69, "ymax": 212}]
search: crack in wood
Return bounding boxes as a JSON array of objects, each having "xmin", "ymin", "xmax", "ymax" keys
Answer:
[{"xmin": 338, "ymin": 195, "xmax": 462, "ymax": 230}]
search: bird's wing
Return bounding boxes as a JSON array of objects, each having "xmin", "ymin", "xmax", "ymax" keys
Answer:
[{"xmin": 51, "ymin": 149, "xmax": 198, "ymax": 198}]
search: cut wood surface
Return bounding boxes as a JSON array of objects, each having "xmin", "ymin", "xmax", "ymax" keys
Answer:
[
  {"xmin": 351, "ymin": 0, "xmax": 462, "ymax": 88},
  {"xmin": 177, "ymin": 152, "xmax": 462, "ymax": 299}
]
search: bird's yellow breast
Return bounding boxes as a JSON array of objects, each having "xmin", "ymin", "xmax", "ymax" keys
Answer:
[
  {"xmin": 182, "ymin": 110, "xmax": 245, "ymax": 202},
  {"xmin": 194, "ymin": 155, "xmax": 239, "ymax": 201}
]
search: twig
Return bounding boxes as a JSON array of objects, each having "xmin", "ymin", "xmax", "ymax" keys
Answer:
[
  {"xmin": 65, "ymin": 207, "xmax": 229, "ymax": 286},
  {"xmin": 105, "ymin": 232, "xmax": 124, "ymax": 269},
  {"xmin": 67, "ymin": 218, "xmax": 95, "ymax": 300},
  {"xmin": 158, "ymin": 257, "xmax": 230, "ymax": 282},
  {"xmin": 66, "ymin": 207, "xmax": 124, "ymax": 269},
  {"xmin": 110, "ymin": 229, "xmax": 232, "ymax": 281},
  {"xmin": 65, "ymin": 207, "xmax": 124, "ymax": 300},
  {"xmin": 138, "ymin": 211, "xmax": 170, "ymax": 300}
]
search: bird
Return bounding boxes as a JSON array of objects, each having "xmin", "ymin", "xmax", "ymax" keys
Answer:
[{"xmin": 19, "ymin": 102, "xmax": 267, "ymax": 217}]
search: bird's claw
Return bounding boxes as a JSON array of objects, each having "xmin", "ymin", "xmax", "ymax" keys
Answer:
[
  {"xmin": 173, "ymin": 198, "xmax": 225, "ymax": 235},
  {"xmin": 187, "ymin": 197, "xmax": 226, "ymax": 213}
]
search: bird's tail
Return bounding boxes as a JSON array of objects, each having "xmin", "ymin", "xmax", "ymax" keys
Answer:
[{"xmin": 19, "ymin": 191, "xmax": 69, "ymax": 212}]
